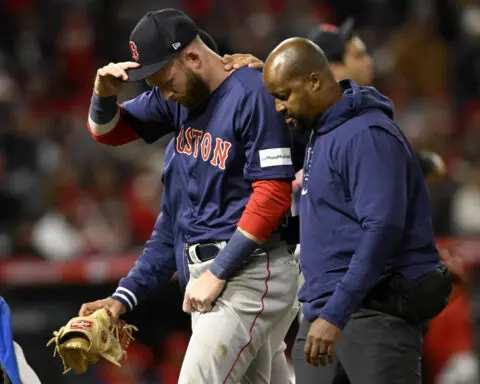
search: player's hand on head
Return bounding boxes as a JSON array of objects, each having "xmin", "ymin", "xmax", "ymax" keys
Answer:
[
  {"xmin": 94, "ymin": 61, "xmax": 140, "ymax": 97},
  {"xmin": 79, "ymin": 297, "xmax": 125, "ymax": 323},
  {"xmin": 222, "ymin": 54, "xmax": 264, "ymax": 73}
]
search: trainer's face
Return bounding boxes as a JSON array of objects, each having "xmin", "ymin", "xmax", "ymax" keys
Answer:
[
  {"xmin": 147, "ymin": 59, "xmax": 210, "ymax": 110},
  {"xmin": 264, "ymin": 71, "xmax": 318, "ymax": 131},
  {"xmin": 335, "ymin": 37, "xmax": 374, "ymax": 86}
]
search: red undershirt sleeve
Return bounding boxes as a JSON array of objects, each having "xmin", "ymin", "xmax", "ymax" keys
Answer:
[{"xmin": 238, "ymin": 179, "xmax": 292, "ymax": 240}]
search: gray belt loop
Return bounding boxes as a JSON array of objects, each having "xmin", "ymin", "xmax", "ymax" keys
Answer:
[{"xmin": 188, "ymin": 244, "xmax": 203, "ymax": 264}]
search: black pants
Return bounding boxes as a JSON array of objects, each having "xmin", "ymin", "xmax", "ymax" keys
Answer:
[
  {"xmin": 292, "ymin": 266, "xmax": 451, "ymax": 384},
  {"xmin": 292, "ymin": 309, "xmax": 426, "ymax": 384}
]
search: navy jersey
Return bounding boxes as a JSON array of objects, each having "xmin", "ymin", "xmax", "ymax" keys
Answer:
[
  {"xmin": 162, "ymin": 139, "xmax": 190, "ymax": 289},
  {"xmin": 122, "ymin": 68, "xmax": 294, "ymax": 244}
]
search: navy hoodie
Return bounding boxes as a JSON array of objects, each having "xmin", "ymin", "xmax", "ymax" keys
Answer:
[{"xmin": 299, "ymin": 80, "xmax": 441, "ymax": 329}]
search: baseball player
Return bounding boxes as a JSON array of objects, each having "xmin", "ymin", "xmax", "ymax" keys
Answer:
[
  {"xmin": 80, "ymin": 31, "xmax": 298, "ymax": 383},
  {"xmin": 79, "ymin": 8, "xmax": 298, "ymax": 384}
]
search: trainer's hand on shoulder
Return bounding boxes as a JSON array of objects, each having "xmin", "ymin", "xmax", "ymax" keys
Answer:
[
  {"xmin": 222, "ymin": 54, "xmax": 264, "ymax": 73},
  {"xmin": 94, "ymin": 61, "xmax": 140, "ymax": 97},
  {"xmin": 79, "ymin": 297, "xmax": 125, "ymax": 323},
  {"xmin": 183, "ymin": 270, "xmax": 226, "ymax": 313}
]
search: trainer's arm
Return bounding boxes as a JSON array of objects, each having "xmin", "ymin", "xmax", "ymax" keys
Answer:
[
  {"xmin": 209, "ymin": 87, "xmax": 295, "ymax": 280},
  {"xmin": 111, "ymin": 202, "xmax": 176, "ymax": 312},
  {"xmin": 319, "ymin": 127, "xmax": 408, "ymax": 329},
  {"xmin": 87, "ymin": 88, "xmax": 175, "ymax": 146}
]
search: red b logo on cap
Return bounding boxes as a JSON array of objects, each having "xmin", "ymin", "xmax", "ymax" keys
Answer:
[
  {"xmin": 129, "ymin": 41, "xmax": 139, "ymax": 62},
  {"xmin": 320, "ymin": 24, "xmax": 339, "ymax": 33}
]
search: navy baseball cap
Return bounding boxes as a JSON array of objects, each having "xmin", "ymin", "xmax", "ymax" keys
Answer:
[
  {"xmin": 198, "ymin": 29, "xmax": 219, "ymax": 54},
  {"xmin": 126, "ymin": 9, "xmax": 199, "ymax": 82},
  {"xmin": 307, "ymin": 18, "xmax": 355, "ymax": 62}
]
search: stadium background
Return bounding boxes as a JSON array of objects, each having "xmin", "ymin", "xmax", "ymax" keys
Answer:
[{"xmin": 0, "ymin": 0, "xmax": 479, "ymax": 383}]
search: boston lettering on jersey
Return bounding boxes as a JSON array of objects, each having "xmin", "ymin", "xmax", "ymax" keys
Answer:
[
  {"xmin": 120, "ymin": 67, "xmax": 294, "ymax": 244},
  {"xmin": 176, "ymin": 126, "xmax": 232, "ymax": 170}
]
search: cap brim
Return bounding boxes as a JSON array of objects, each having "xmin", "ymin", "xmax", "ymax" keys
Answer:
[
  {"xmin": 125, "ymin": 58, "xmax": 171, "ymax": 82},
  {"xmin": 338, "ymin": 18, "xmax": 355, "ymax": 40}
]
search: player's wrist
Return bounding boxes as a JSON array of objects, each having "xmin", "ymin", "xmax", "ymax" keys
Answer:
[
  {"xmin": 209, "ymin": 229, "xmax": 259, "ymax": 280},
  {"xmin": 91, "ymin": 91, "xmax": 117, "ymax": 102},
  {"xmin": 93, "ymin": 88, "xmax": 115, "ymax": 98},
  {"xmin": 110, "ymin": 298, "xmax": 127, "ymax": 314},
  {"xmin": 111, "ymin": 286, "xmax": 138, "ymax": 312},
  {"xmin": 209, "ymin": 263, "xmax": 228, "ymax": 280},
  {"xmin": 111, "ymin": 294, "xmax": 131, "ymax": 313},
  {"xmin": 89, "ymin": 93, "xmax": 119, "ymax": 125}
]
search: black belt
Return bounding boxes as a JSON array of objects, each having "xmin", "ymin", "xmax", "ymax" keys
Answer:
[
  {"xmin": 278, "ymin": 215, "xmax": 300, "ymax": 246},
  {"xmin": 184, "ymin": 241, "xmax": 227, "ymax": 264}
]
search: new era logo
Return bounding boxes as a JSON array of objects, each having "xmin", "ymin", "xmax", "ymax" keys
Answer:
[{"xmin": 172, "ymin": 42, "xmax": 181, "ymax": 50}]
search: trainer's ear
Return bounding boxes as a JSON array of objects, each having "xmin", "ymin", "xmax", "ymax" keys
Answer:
[{"xmin": 308, "ymin": 72, "xmax": 322, "ymax": 92}]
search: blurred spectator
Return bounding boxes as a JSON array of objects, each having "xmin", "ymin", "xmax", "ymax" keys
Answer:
[
  {"xmin": 57, "ymin": 9, "xmax": 95, "ymax": 90},
  {"xmin": 124, "ymin": 169, "xmax": 163, "ymax": 244},
  {"xmin": 423, "ymin": 245, "xmax": 475, "ymax": 384},
  {"xmin": 451, "ymin": 159, "xmax": 480, "ymax": 235}
]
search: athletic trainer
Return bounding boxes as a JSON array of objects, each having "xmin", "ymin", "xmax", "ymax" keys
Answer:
[{"xmin": 263, "ymin": 37, "xmax": 451, "ymax": 384}]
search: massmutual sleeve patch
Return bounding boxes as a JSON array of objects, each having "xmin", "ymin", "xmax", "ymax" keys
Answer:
[{"xmin": 259, "ymin": 148, "xmax": 293, "ymax": 168}]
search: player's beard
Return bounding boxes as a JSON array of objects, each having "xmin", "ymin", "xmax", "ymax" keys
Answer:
[{"xmin": 177, "ymin": 69, "xmax": 211, "ymax": 111}]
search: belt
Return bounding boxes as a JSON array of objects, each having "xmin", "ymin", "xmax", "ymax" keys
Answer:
[{"xmin": 184, "ymin": 241, "xmax": 227, "ymax": 264}]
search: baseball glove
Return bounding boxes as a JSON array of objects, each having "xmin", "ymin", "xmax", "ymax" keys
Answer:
[{"xmin": 46, "ymin": 308, "xmax": 137, "ymax": 374}]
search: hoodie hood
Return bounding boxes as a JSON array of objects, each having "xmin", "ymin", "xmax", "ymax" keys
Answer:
[{"xmin": 315, "ymin": 79, "xmax": 394, "ymax": 134}]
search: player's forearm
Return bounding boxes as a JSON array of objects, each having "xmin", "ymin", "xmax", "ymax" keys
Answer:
[
  {"xmin": 209, "ymin": 179, "xmax": 292, "ymax": 280},
  {"xmin": 319, "ymin": 225, "xmax": 403, "ymax": 328},
  {"xmin": 87, "ymin": 93, "xmax": 140, "ymax": 146},
  {"xmin": 113, "ymin": 264, "xmax": 174, "ymax": 312},
  {"xmin": 112, "ymin": 213, "xmax": 176, "ymax": 311}
]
